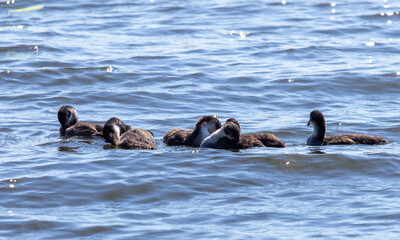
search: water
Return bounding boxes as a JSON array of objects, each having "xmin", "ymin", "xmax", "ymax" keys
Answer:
[{"xmin": 1, "ymin": 0, "xmax": 400, "ymax": 239}]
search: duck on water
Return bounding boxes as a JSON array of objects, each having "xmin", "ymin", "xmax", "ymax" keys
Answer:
[
  {"xmin": 200, "ymin": 118, "xmax": 286, "ymax": 149},
  {"xmin": 103, "ymin": 117, "xmax": 156, "ymax": 150},
  {"xmin": 58, "ymin": 105, "xmax": 103, "ymax": 137},
  {"xmin": 163, "ymin": 116, "xmax": 221, "ymax": 147},
  {"xmin": 307, "ymin": 110, "xmax": 388, "ymax": 145}
]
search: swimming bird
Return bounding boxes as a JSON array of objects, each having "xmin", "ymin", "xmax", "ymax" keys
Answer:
[
  {"xmin": 58, "ymin": 105, "xmax": 103, "ymax": 137},
  {"xmin": 307, "ymin": 110, "xmax": 388, "ymax": 145},
  {"xmin": 163, "ymin": 116, "xmax": 221, "ymax": 147},
  {"xmin": 200, "ymin": 118, "xmax": 286, "ymax": 149},
  {"xmin": 103, "ymin": 117, "xmax": 156, "ymax": 150}
]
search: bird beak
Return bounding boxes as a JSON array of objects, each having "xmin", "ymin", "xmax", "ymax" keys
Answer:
[{"xmin": 307, "ymin": 120, "xmax": 310, "ymax": 126}]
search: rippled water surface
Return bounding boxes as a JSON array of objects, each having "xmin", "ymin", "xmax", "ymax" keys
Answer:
[{"xmin": 1, "ymin": 0, "xmax": 400, "ymax": 239}]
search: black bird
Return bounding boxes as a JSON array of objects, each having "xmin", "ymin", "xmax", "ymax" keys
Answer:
[
  {"xmin": 307, "ymin": 110, "xmax": 388, "ymax": 145},
  {"xmin": 200, "ymin": 118, "xmax": 285, "ymax": 149},
  {"xmin": 163, "ymin": 116, "xmax": 221, "ymax": 147},
  {"xmin": 103, "ymin": 117, "xmax": 156, "ymax": 150},
  {"xmin": 58, "ymin": 105, "xmax": 103, "ymax": 137}
]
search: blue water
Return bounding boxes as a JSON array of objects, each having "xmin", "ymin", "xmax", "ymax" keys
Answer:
[{"xmin": 1, "ymin": 0, "xmax": 400, "ymax": 239}]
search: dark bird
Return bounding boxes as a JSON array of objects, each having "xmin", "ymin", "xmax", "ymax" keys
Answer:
[
  {"xmin": 307, "ymin": 110, "xmax": 388, "ymax": 145},
  {"xmin": 103, "ymin": 117, "xmax": 156, "ymax": 150},
  {"xmin": 200, "ymin": 118, "xmax": 285, "ymax": 149},
  {"xmin": 58, "ymin": 105, "xmax": 103, "ymax": 137},
  {"xmin": 163, "ymin": 116, "xmax": 221, "ymax": 147}
]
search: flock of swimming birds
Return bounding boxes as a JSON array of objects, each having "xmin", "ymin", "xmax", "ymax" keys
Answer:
[{"xmin": 58, "ymin": 105, "xmax": 389, "ymax": 150}]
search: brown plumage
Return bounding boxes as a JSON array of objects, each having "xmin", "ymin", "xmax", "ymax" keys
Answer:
[
  {"xmin": 58, "ymin": 105, "xmax": 103, "ymax": 137},
  {"xmin": 200, "ymin": 118, "xmax": 286, "ymax": 149},
  {"xmin": 103, "ymin": 117, "xmax": 156, "ymax": 150},
  {"xmin": 242, "ymin": 133, "xmax": 286, "ymax": 148},
  {"xmin": 307, "ymin": 110, "xmax": 388, "ymax": 146},
  {"xmin": 163, "ymin": 116, "xmax": 221, "ymax": 147}
]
